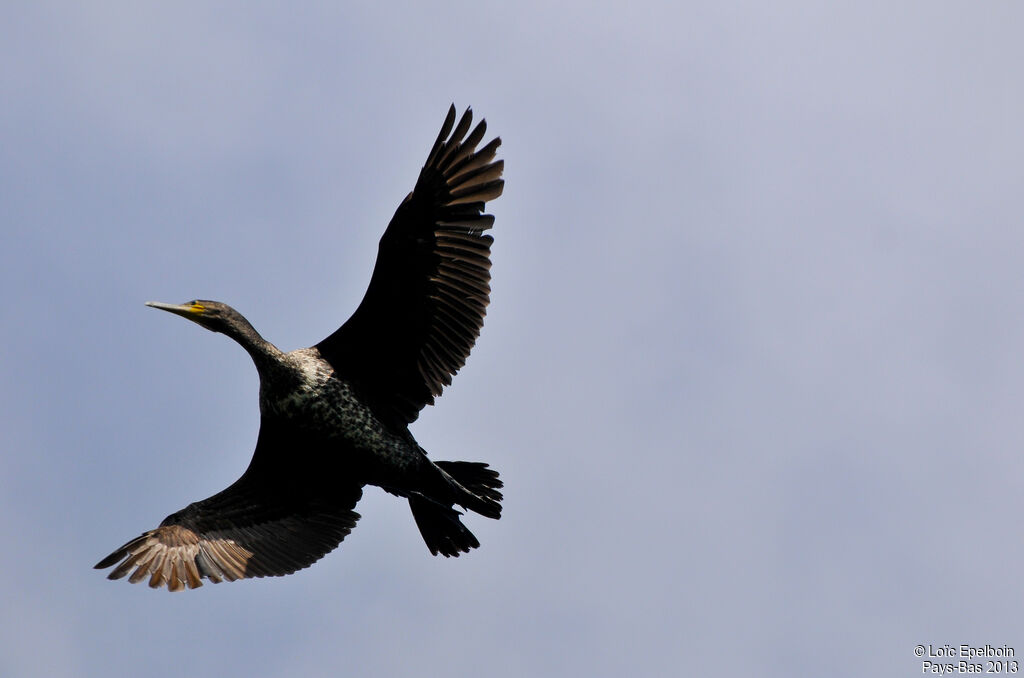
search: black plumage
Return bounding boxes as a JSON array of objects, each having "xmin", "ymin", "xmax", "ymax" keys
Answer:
[{"xmin": 95, "ymin": 105, "xmax": 504, "ymax": 591}]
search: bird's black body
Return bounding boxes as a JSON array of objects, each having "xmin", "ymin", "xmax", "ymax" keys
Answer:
[{"xmin": 95, "ymin": 106, "xmax": 504, "ymax": 591}]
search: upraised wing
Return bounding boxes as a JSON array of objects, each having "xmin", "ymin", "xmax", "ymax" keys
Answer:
[
  {"xmin": 316, "ymin": 105, "xmax": 503, "ymax": 426},
  {"xmin": 94, "ymin": 416, "xmax": 363, "ymax": 591}
]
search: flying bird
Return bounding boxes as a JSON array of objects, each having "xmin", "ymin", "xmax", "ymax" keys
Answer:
[{"xmin": 95, "ymin": 105, "xmax": 504, "ymax": 591}]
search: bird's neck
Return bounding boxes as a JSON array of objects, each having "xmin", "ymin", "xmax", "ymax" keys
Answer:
[{"xmin": 223, "ymin": 323, "xmax": 286, "ymax": 376}]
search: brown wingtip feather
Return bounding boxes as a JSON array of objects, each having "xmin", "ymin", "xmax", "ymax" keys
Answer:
[
  {"xmin": 94, "ymin": 548, "xmax": 129, "ymax": 570},
  {"xmin": 95, "ymin": 495, "xmax": 363, "ymax": 590},
  {"xmin": 424, "ymin": 104, "xmax": 460, "ymax": 168},
  {"xmin": 95, "ymin": 526, "xmax": 209, "ymax": 591},
  {"xmin": 448, "ymin": 179, "xmax": 505, "ymax": 206}
]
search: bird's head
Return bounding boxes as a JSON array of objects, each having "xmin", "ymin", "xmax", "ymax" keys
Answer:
[{"xmin": 145, "ymin": 299, "xmax": 256, "ymax": 338}]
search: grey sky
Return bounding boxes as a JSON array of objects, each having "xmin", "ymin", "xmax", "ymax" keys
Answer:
[{"xmin": 2, "ymin": 2, "xmax": 1023, "ymax": 676}]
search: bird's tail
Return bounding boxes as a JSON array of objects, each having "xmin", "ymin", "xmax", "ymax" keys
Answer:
[
  {"xmin": 408, "ymin": 461, "xmax": 502, "ymax": 557},
  {"xmin": 436, "ymin": 461, "xmax": 503, "ymax": 519}
]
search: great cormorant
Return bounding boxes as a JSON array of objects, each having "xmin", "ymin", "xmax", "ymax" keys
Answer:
[{"xmin": 95, "ymin": 105, "xmax": 504, "ymax": 591}]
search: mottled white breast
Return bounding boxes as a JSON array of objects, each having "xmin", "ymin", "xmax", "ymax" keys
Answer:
[{"xmin": 259, "ymin": 348, "xmax": 415, "ymax": 464}]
